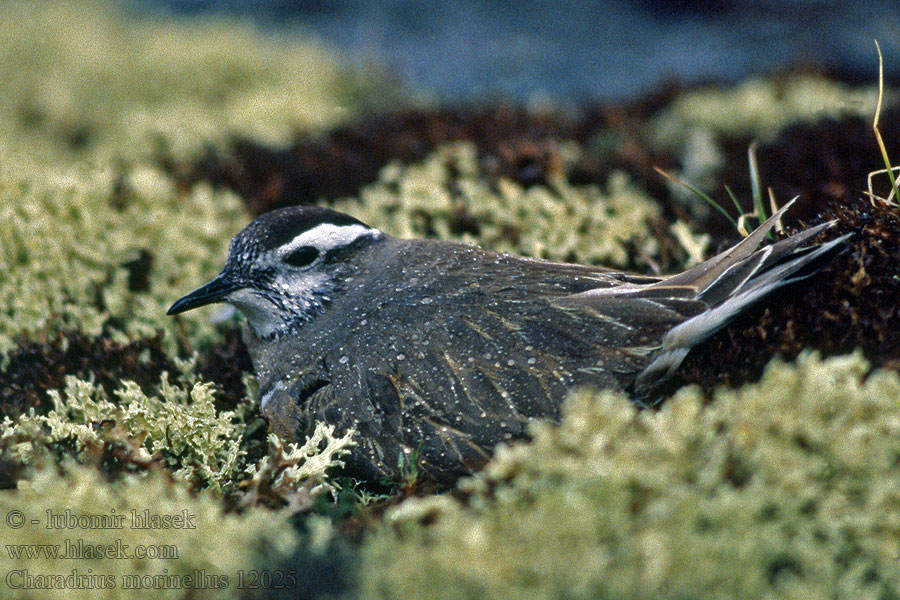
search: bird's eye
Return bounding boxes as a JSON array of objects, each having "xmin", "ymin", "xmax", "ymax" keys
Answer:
[{"xmin": 283, "ymin": 246, "xmax": 320, "ymax": 268}]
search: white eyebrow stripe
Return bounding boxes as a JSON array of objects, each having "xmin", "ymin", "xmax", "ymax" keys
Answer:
[{"xmin": 280, "ymin": 223, "xmax": 381, "ymax": 254}]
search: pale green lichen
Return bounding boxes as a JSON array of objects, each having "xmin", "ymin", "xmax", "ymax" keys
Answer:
[
  {"xmin": 668, "ymin": 219, "xmax": 712, "ymax": 267},
  {"xmin": 1, "ymin": 4, "xmax": 894, "ymax": 599},
  {"xmin": 240, "ymin": 429, "xmax": 357, "ymax": 511},
  {"xmin": 0, "ymin": 170, "xmax": 249, "ymax": 358},
  {"xmin": 0, "ymin": 464, "xmax": 298, "ymax": 600},
  {"xmin": 0, "ymin": 0, "xmax": 365, "ymax": 168},
  {"xmin": 5, "ymin": 374, "xmax": 248, "ymax": 490},
  {"xmin": 361, "ymin": 351, "xmax": 900, "ymax": 599},
  {"xmin": 335, "ymin": 142, "xmax": 660, "ymax": 267},
  {"xmin": 650, "ymin": 75, "xmax": 884, "ymax": 150},
  {"xmin": 4, "ymin": 372, "xmax": 358, "ymax": 505},
  {"xmin": 0, "ymin": 0, "xmax": 375, "ymax": 357}
]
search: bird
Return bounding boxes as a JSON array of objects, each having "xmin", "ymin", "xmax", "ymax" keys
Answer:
[{"xmin": 168, "ymin": 202, "xmax": 843, "ymax": 483}]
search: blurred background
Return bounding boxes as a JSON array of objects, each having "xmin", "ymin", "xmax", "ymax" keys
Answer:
[{"xmin": 133, "ymin": 0, "xmax": 900, "ymax": 102}]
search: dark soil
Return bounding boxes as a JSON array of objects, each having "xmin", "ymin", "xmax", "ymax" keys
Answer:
[
  {"xmin": 675, "ymin": 193, "xmax": 900, "ymax": 392},
  {"xmin": 161, "ymin": 100, "xmax": 678, "ymax": 215},
  {"xmin": 0, "ymin": 331, "xmax": 178, "ymax": 419},
  {"xmin": 0, "ymin": 328, "xmax": 256, "ymax": 419},
  {"xmin": 676, "ymin": 108, "xmax": 900, "ymax": 390}
]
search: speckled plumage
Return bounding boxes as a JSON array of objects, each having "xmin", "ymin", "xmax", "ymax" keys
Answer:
[{"xmin": 169, "ymin": 204, "xmax": 843, "ymax": 482}]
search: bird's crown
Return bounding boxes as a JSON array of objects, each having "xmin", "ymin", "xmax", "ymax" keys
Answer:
[{"xmin": 228, "ymin": 205, "xmax": 377, "ymax": 264}]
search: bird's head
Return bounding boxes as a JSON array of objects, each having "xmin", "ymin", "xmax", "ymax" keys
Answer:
[{"xmin": 168, "ymin": 206, "xmax": 384, "ymax": 339}]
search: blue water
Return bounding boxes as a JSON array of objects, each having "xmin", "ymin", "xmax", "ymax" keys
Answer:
[{"xmin": 133, "ymin": 0, "xmax": 900, "ymax": 102}]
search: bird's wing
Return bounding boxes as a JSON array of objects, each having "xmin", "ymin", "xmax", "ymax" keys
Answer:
[{"xmin": 323, "ymin": 270, "xmax": 681, "ymax": 480}]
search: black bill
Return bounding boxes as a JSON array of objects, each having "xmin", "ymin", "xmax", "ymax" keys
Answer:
[{"xmin": 167, "ymin": 273, "xmax": 239, "ymax": 315}]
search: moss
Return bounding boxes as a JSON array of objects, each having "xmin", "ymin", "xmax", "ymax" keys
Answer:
[
  {"xmin": 361, "ymin": 352, "xmax": 900, "ymax": 599},
  {"xmin": 334, "ymin": 142, "xmax": 660, "ymax": 267},
  {"xmin": 0, "ymin": 463, "xmax": 298, "ymax": 600},
  {"xmin": 2, "ymin": 3, "xmax": 897, "ymax": 597},
  {"xmin": 0, "ymin": 4, "xmax": 375, "ymax": 598}
]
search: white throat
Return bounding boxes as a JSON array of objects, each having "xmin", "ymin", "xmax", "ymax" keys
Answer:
[
  {"xmin": 226, "ymin": 269, "xmax": 332, "ymax": 339},
  {"xmin": 224, "ymin": 288, "xmax": 291, "ymax": 339}
]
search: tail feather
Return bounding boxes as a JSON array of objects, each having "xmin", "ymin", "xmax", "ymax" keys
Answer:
[
  {"xmin": 696, "ymin": 220, "xmax": 836, "ymax": 305},
  {"xmin": 660, "ymin": 199, "xmax": 797, "ymax": 291},
  {"xmin": 633, "ymin": 208, "xmax": 847, "ymax": 400}
]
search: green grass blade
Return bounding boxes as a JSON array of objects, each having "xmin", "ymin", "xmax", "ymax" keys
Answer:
[{"xmin": 654, "ymin": 166, "xmax": 738, "ymax": 229}]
